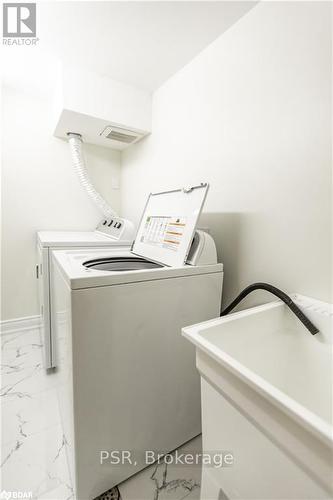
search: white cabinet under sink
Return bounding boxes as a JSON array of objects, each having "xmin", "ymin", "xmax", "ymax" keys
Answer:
[{"xmin": 183, "ymin": 295, "xmax": 333, "ymax": 500}]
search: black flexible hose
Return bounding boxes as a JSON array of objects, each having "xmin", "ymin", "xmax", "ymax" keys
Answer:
[{"xmin": 221, "ymin": 282, "xmax": 319, "ymax": 335}]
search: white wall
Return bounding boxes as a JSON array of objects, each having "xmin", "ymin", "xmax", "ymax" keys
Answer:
[
  {"xmin": 121, "ymin": 1, "xmax": 332, "ymax": 307},
  {"xmin": 1, "ymin": 83, "xmax": 121, "ymax": 321}
]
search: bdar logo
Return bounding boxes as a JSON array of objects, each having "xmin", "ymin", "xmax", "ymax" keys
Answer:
[{"xmin": 3, "ymin": 3, "xmax": 36, "ymax": 37}]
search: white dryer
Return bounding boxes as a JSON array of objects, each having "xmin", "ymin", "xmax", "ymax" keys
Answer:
[
  {"xmin": 51, "ymin": 184, "xmax": 224, "ymax": 499},
  {"xmin": 36, "ymin": 217, "xmax": 134, "ymax": 368}
]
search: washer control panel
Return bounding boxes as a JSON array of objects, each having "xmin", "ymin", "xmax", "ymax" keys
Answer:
[{"xmin": 95, "ymin": 217, "xmax": 134, "ymax": 241}]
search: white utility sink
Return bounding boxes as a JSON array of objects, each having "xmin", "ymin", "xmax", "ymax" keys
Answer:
[{"xmin": 183, "ymin": 294, "xmax": 333, "ymax": 500}]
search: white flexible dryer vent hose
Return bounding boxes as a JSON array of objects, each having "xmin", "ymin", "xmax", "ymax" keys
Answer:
[{"xmin": 68, "ymin": 133, "xmax": 117, "ymax": 218}]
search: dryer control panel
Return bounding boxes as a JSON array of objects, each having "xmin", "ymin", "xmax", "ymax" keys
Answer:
[{"xmin": 96, "ymin": 217, "xmax": 135, "ymax": 241}]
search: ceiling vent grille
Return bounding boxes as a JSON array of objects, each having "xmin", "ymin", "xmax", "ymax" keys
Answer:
[{"xmin": 100, "ymin": 126, "xmax": 141, "ymax": 145}]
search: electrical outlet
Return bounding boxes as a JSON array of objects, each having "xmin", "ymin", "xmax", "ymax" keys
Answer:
[{"xmin": 111, "ymin": 176, "xmax": 120, "ymax": 190}]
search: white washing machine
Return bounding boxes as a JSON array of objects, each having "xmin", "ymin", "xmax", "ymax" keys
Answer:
[
  {"xmin": 36, "ymin": 217, "xmax": 134, "ymax": 368},
  {"xmin": 51, "ymin": 184, "xmax": 224, "ymax": 499}
]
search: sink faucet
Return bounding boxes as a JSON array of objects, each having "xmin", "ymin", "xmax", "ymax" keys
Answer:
[{"xmin": 221, "ymin": 283, "xmax": 319, "ymax": 335}]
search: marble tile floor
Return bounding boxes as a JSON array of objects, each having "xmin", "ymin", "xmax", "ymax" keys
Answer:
[
  {"xmin": 99, "ymin": 436, "xmax": 202, "ymax": 500},
  {"xmin": 1, "ymin": 329, "xmax": 202, "ymax": 500}
]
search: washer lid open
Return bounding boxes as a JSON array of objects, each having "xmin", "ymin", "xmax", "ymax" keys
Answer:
[{"xmin": 132, "ymin": 183, "xmax": 209, "ymax": 267}]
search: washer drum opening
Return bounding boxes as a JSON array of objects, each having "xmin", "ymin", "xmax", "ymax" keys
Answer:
[{"xmin": 83, "ymin": 256, "xmax": 164, "ymax": 272}]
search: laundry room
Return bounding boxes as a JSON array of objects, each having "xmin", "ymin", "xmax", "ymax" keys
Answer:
[{"xmin": 1, "ymin": 2, "xmax": 332, "ymax": 500}]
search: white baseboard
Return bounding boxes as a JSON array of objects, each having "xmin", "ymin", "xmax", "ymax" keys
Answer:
[{"xmin": 0, "ymin": 315, "xmax": 42, "ymax": 335}]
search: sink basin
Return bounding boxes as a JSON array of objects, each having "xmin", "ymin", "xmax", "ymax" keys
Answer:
[{"xmin": 183, "ymin": 294, "xmax": 333, "ymax": 500}]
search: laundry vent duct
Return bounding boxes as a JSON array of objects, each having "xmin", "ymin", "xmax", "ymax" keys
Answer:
[{"xmin": 53, "ymin": 65, "xmax": 152, "ymax": 150}]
